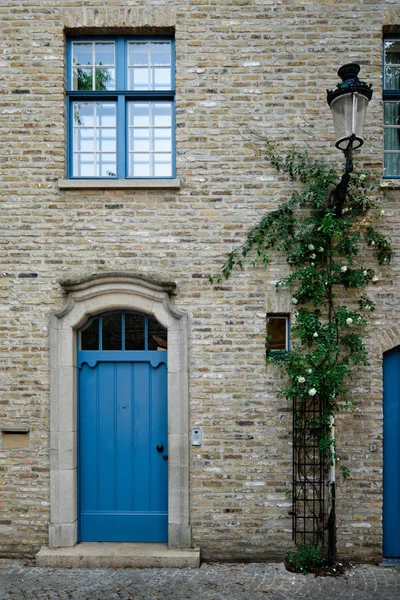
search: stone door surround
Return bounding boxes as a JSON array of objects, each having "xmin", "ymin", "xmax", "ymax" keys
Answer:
[{"xmin": 49, "ymin": 272, "xmax": 190, "ymax": 548}]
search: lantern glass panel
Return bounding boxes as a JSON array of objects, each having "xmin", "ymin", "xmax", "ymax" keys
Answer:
[{"xmin": 330, "ymin": 92, "xmax": 368, "ymax": 150}]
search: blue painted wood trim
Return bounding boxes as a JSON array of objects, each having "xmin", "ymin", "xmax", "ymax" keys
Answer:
[
  {"xmin": 78, "ymin": 350, "xmax": 167, "ymax": 368},
  {"xmin": 117, "ymin": 95, "xmax": 126, "ymax": 178},
  {"xmin": 383, "ymin": 346, "xmax": 400, "ymax": 557}
]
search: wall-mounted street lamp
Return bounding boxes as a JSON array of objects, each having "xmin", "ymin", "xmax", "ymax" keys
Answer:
[
  {"xmin": 327, "ymin": 64, "xmax": 373, "ymax": 174},
  {"xmin": 324, "ymin": 63, "xmax": 373, "ymax": 565}
]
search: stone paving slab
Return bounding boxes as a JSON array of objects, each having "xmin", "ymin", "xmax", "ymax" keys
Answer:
[{"xmin": 0, "ymin": 560, "xmax": 399, "ymax": 600}]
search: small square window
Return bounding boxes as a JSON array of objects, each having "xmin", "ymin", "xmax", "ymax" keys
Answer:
[{"xmin": 267, "ymin": 315, "xmax": 289, "ymax": 351}]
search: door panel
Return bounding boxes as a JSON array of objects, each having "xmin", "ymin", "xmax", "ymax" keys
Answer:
[
  {"xmin": 79, "ymin": 357, "xmax": 168, "ymax": 542},
  {"xmin": 383, "ymin": 346, "xmax": 400, "ymax": 557}
]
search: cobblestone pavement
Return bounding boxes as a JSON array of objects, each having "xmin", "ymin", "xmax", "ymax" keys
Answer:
[{"xmin": 0, "ymin": 560, "xmax": 399, "ymax": 600}]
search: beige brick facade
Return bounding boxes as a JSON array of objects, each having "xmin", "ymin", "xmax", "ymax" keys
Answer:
[{"xmin": 0, "ymin": 0, "xmax": 399, "ymax": 561}]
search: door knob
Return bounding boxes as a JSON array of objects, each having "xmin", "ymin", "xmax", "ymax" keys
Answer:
[
  {"xmin": 163, "ymin": 455, "xmax": 168, "ymax": 461},
  {"xmin": 156, "ymin": 444, "xmax": 164, "ymax": 452}
]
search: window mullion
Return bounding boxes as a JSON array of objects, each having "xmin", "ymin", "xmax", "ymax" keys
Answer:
[
  {"xmin": 116, "ymin": 38, "xmax": 125, "ymax": 90},
  {"xmin": 150, "ymin": 102, "xmax": 154, "ymax": 177},
  {"xmin": 117, "ymin": 95, "xmax": 126, "ymax": 178},
  {"xmin": 148, "ymin": 42, "xmax": 151, "ymax": 90},
  {"xmin": 92, "ymin": 42, "xmax": 95, "ymax": 91},
  {"xmin": 93, "ymin": 103, "xmax": 98, "ymax": 176}
]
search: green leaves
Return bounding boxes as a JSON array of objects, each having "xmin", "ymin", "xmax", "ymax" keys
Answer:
[{"xmin": 210, "ymin": 145, "xmax": 393, "ymax": 484}]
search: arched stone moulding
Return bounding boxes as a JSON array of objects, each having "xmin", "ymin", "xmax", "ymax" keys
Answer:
[{"xmin": 49, "ymin": 272, "xmax": 190, "ymax": 549}]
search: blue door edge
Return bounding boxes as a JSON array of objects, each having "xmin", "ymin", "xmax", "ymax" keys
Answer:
[{"xmin": 383, "ymin": 346, "xmax": 400, "ymax": 558}]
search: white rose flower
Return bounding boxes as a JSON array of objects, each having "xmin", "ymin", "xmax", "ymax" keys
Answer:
[
  {"xmin": 343, "ymin": 207, "xmax": 349, "ymax": 213},
  {"xmin": 341, "ymin": 266, "xmax": 347, "ymax": 273},
  {"xmin": 318, "ymin": 247, "xmax": 324, "ymax": 252},
  {"xmin": 372, "ymin": 276, "xmax": 378, "ymax": 283},
  {"xmin": 363, "ymin": 270, "xmax": 368, "ymax": 276},
  {"xmin": 308, "ymin": 388, "xmax": 317, "ymax": 397},
  {"xmin": 346, "ymin": 318, "xmax": 353, "ymax": 325},
  {"xmin": 313, "ymin": 332, "xmax": 318, "ymax": 338},
  {"xmin": 371, "ymin": 240, "xmax": 375, "ymax": 246},
  {"xmin": 310, "ymin": 253, "xmax": 316, "ymax": 259},
  {"xmin": 307, "ymin": 368, "xmax": 312, "ymax": 374},
  {"xmin": 311, "ymin": 262, "xmax": 315, "ymax": 266},
  {"xmin": 308, "ymin": 244, "xmax": 315, "ymax": 251},
  {"xmin": 297, "ymin": 376, "xmax": 306, "ymax": 384},
  {"xmin": 359, "ymin": 173, "xmax": 366, "ymax": 180},
  {"xmin": 292, "ymin": 298, "xmax": 298, "ymax": 305},
  {"xmin": 380, "ymin": 209, "xmax": 385, "ymax": 216}
]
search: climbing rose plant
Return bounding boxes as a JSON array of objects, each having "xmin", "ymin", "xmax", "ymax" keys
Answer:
[{"xmin": 210, "ymin": 145, "xmax": 392, "ymax": 478}]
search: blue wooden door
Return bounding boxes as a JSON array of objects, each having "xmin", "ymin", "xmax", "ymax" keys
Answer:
[
  {"xmin": 383, "ymin": 346, "xmax": 400, "ymax": 557},
  {"xmin": 78, "ymin": 311, "xmax": 168, "ymax": 542}
]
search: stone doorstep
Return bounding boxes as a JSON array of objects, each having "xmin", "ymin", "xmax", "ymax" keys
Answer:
[
  {"xmin": 36, "ymin": 543, "xmax": 201, "ymax": 569},
  {"xmin": 379, "ymin": 558, "xmax": 400, "ymax": 568}
]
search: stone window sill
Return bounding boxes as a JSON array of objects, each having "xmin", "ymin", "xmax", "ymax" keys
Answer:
[
  {"xmin": 58, "ymin": 178, "xmax": 181, "ymax": 190},
  {"xmin": 380, "ymin": 179, "xmax": 400, "ymax": 189}
]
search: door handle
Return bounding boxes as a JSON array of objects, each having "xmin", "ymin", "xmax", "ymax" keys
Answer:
[{"xmin": 156, "ymin": 444, "xmax": 164, "ymax": 453}]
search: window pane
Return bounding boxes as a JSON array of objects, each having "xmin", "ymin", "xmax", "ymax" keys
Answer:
[
  {"xmin": 152, "ymin": 104, "xmax": 172, "ymax": 127},
  {"xmin": 74, "ymin": 128, "xmax": 95, "ymax": 153},
  {"xmin": 130, "ymin": 156, "xmax": 151, "ymax": 177},
  {"xmin": 73, "ymin": 67, "xmax": 93, "ymax": 91},
  {"xmin": 102, "ymin": 312, "xmax": 122, "ymax": 350},
  {"xmin": 73, "ymin": 103, "xmax": 94, "ymax": 127},
  {"xmin": 148, "ymin": 316, "xmax": 167, "ymax": 350},
  {"xmin": 132, "ymin": 138, "xmax": 150, "ymax": 152},
  {"xmin": 129, "ymin": 104, "xmax": 150, "ymax": 127},
  {"xmin": 125, "ymin": 313, "xmax": 145, "ymax": 350},
  {"xmin": 267, "ymin": 317, "xmax": 287, "ymax": 350},
  {"xmin": 384, "ymin": 127, "xmax": 400, "ymax": 151},
  {"xmin": 73, "ymin": 43, "xmax": 92, "ymax": 66},
  {"xmin": 95, "ymin": 43, "xmax": 115, "ymax": 66},
  {"xmin": 96, "ymin": 103, "xmax": 116, "ymax": 127},
  {"xmin": 385, "ymin": 66, "xmax": 400, "ymax": 90},
  {"xmin": 133, "ymin": 153, "xmax": 150, "ymax": 165},
  {"xmin": 384, "ymin": 102, "xmax": 400, "ymax": 126},
  {"xmin": 154, "ymin": 153, "xmax": 171, "ymax": 163},
  {"xmin": 154, "ymin": 162, "xmax": 172, "ymax": 177},
  {"xmin": 129, "ymin": 43, "xmax": 148, "ymax": 65},
  {"xmin": 81, "ymin": 317, "xmax": 99, "ymax": 351},
  {"xmin": 96, "ymin": 128, "xmax": 116, "ymax": 153},
  {"xmin": 385, "ymin": 40, "xmax": 400, "ymax": 64},
  {"xmin": 150, "ymin": 43, "xmax": 171, "ymax": 65},
  {"xmin": 152, "ymin": 67, "xmax": 171, "ymax": 89},
  {"xmin": 129, "ymin": 67, "xmax": 149, "ymax": 90},
  {"xmin": 154, "ymin": 137, "xmax": 172, "ymax": 152},
  {"xmin": 154, "ymin": 127, "xmax": 171, "ymax": 139},
  {"xmin": 130, "ymin": 127, "xmax": 150, "ymax": 145},
  {"xmin": 74, "ymin": 153, "xmax": 96, "ymax": 176},
  {"xmin": 94, "ymin": 67, "xmax": 115, "ymax": 91},
  {"xmin": 384, "ymin": 153, "xmax": 400, "ymax": 178},
  {"xmin": 97, "ymin": 154, "xmax": 117, "ymax": 177}
]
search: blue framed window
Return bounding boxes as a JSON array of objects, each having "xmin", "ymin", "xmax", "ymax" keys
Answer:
[
  {"xmin": 66, "ymin": 37, "xmax": 175, "ymax": 179},
  {"xmin": 383, "ymin": 36, "xmax": 400, "ymax": 178},
  {"xmin": 267, "ymin": 314, "xmax": 290, "ymax": 351}
]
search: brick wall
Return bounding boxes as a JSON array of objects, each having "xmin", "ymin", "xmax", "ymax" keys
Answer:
[{"xmin": 0, "ymin": 0, "xmax": 399, "ymax": 560}]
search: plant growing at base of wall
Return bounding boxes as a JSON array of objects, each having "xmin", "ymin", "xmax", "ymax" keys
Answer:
[{"xmin": 209, "ymin": 144, "xmax": 392, "ymax": 560}]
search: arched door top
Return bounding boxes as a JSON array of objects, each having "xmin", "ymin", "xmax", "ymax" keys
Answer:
[{"xmin": 79, "ymin": 310, "xmax": 168, "ymax": 353}]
